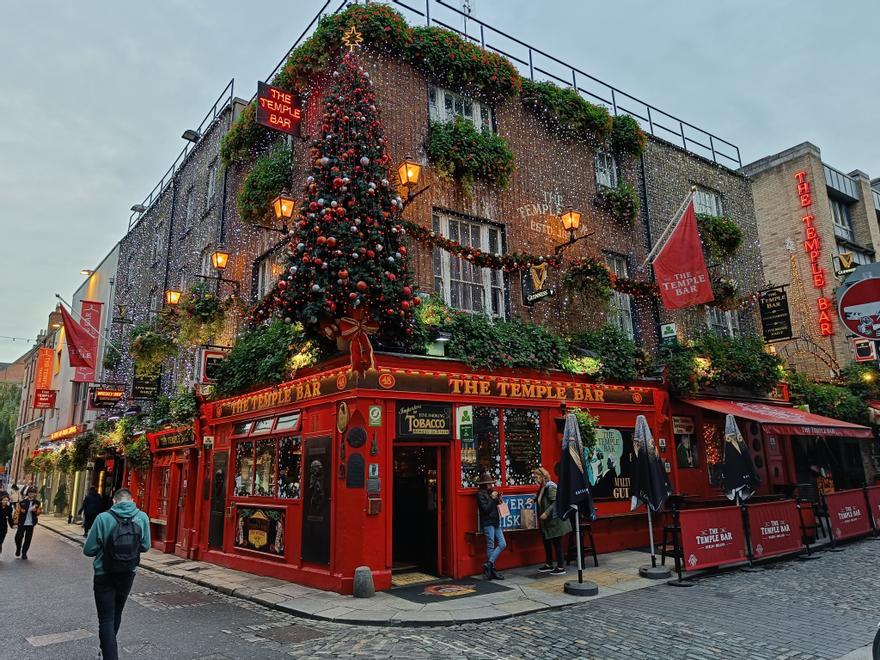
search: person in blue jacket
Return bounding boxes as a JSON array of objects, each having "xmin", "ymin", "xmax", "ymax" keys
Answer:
[{"xmin": 83, "ymin": 488, "xmax": 150, "ymax": 660}]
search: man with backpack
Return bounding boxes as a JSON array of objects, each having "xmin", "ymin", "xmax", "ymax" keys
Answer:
[{"xmin": 83, "ymin": 488, "xmax": 150, "ymax": 660}]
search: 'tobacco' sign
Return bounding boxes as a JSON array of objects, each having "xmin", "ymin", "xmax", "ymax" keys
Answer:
[{"xmin": 256, "ymin": 82, "xmax": 302, "ymax": 136}]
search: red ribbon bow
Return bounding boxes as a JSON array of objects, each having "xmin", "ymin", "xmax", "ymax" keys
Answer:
[{"xmin": 338, "ymin": 309, "xmax": 380, "ymax": 375}]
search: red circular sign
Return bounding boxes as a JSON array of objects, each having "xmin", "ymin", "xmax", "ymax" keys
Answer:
[
  {"xmin": 838, "ymin": 277, "xmax": 880, "ymax": 339},
  {"xmin": 378, "ymin": 372, "xmax": 395, "ymax": 389}
]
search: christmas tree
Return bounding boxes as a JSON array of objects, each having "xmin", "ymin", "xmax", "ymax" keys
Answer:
[{"xmin": 277, "ymin": 53, "xmax": 418, "ymax": 369}]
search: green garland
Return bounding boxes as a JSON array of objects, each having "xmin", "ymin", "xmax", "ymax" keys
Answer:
[
  {"xmin": 129, "ymin": 317, "xmax": 177, "ymax": 378},
  {"xmin": 697, "ymin": 214, "xmax": 743, "ymax": 261},
  {"xmin": 425, "ymin": 117, "xmax": 514, "ymax": 196},
  {"xmin": 562, "ymin": 258, "xmax": 613, "ymax": 305},
  {"xmin": 237, "ymin": 144, "xmax": 292, "ymax": 226},
  {"xmin": 568, "ymin": 325, "xmax": 649, "ymax": 382},
  {"xmin": 176, "ymin": 282, "xmax": 234, "ymax": 348},
  {"xmin": 611, "ymin": 115, "xmax": 647, "ymax": 157},
  {"xmin": 594, "ymin": 180, "xmax": 640, "ymax": 224},
  {"xmin": 220, "ymin": 102, "xmax": 276, "ymax": 167},
  {"xmin": 519, "ymin": 79, "xmax": 612, "ymax": 145}
]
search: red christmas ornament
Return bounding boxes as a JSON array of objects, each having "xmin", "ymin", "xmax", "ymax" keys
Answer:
[
  {"xmin": 356, "ymin": 280, "xmax": 368, "ymax": 292},
  {"xmin": 338, "ymin": 269, "xmax": 348, "ymax": 279}
]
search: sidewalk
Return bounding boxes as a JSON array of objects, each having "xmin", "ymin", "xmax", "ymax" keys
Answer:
[{"xmin": 42, "ymin": 515, "xmax": 661, "ymax": 626}]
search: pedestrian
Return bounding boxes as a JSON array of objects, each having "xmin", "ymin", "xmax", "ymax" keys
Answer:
[
  {"xmin": 78, "ymin": 486, "xmax": 104, "ymax": 537},
  {"xmin": 0, "ymin": 491, "xmax": 13, "ymax": 554},
  {"xmin": 533, "ymin": 467, "xmax": 571, "ymax": 575},
  {"xmin": 13, "ymin": 487, "xmax": 42, "ymax": 560},
  {"xmin": 9, "ymin": 484, "xmax": 21, "ymax": 505},
  {"xmin": 475, "ymin": 471, "xmax": 506, "ymax": 580},
  {"xmin": 83, "ymin": 488, "xmax": 150, "ymax": 660}
]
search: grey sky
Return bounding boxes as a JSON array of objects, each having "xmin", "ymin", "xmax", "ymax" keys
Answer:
[{"xmin": 1, "ymin": 0, "xmax": 877, "ymax": 362}]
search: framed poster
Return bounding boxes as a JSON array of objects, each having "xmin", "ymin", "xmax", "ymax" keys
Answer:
[{"xmin": 234, "ymin": 507, "xmax": 285, "ymax": 556}]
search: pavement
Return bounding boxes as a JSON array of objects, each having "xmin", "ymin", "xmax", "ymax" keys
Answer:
[
  {"xmin": 40, "ymin": 514, "xmax": 661, "ymax": 625},
  {"xmin": 4, "ymin": 519, "xmax": 880, "ymax": 658}
]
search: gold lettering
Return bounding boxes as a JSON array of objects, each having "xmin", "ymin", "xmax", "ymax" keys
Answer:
[
  {"xmin": 464, "ymin": 380, "xmax": 478, "ymax": 395},
  {"xmin": 593, "ymin": 388, "xmax": 605, "ymax": 402},
  {"xmin": 572, "ymin": 387, "xmax": 584, "ymax": 401},
  {"xmin": 478, "ymin": 381, "xmax": 491, "ymax": 395},
  {"xmin": 497, "ymin": 382, "xmax": 510, "ymax": 397},
  {"xmin": 449, "ymin": 378, "xmax": 463, "ymax": 394}
]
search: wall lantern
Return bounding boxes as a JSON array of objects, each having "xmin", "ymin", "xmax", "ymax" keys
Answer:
[
  {"xmin": 164, "ymin": 289, "xmax": 181, "ymax": 306},
  {"xmin": 560, "ymin": 207, "xmax": 582, "ymax": 234},
  {"xmin": 272, "ymin": 190, "xmax": 296, "ymax": 223},
  {"xmin": 210, "ymin": 248, "xmax": 230, "ymax": 271},
  {"xmin": 397, "ymin": 157, "xmax": 422, "ymax": 188}
]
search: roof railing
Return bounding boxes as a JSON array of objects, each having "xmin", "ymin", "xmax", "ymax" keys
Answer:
[{"xmin": 127, "ymin": 79, "xmax": 235, "ymax": 231}]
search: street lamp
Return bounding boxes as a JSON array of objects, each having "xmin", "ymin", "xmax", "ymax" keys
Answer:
[
  {"xmin": 164, "ymin": 289, "xmax": 181, "ymax": 306},
  {"xmin": 80, "ymin": 268, "xmax": 94, "ymax": 276},
  {"xmin": 554, "ymin": 207, "xmax": 592, "ymax": 255},
  {"xmin": 397, "ymin": 156, "xmax": 430, "ymax": 205},
  {"xmin": 181, "ymin": 129, "xmax": 201, "ymax": 143},
  {"xmin": 210, "ymin": 248, "xmax": 230, "ymax": 271}
]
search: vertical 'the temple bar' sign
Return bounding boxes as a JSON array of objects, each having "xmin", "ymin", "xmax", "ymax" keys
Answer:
[{"xmin": 256, "ymin": 82, "xmax": 302, "ymax": 136}]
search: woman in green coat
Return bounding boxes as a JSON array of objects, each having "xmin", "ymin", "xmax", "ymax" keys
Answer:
[{"xmin": 533, "ymin": 467, "xmax": 571, "ymax": 574}]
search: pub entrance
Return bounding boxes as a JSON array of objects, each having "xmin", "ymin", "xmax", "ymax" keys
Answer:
[{"xmin": 392, "ymin": 446, "xmax": 446, "ymax": 577}]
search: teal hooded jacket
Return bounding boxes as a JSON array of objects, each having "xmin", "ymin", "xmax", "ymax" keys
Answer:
[{"xmin": 83, "ymin": 500, "xmax": 151, "ymax": 575}]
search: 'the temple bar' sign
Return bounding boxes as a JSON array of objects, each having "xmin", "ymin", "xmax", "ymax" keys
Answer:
[{"xmin": 256, "ymin": 82, "xmax": 302, "ymax": 136}]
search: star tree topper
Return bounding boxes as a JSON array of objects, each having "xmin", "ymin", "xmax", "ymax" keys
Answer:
[{"xmin": 342, "ymin": 25, "xmax": 363, "ymax": 52}]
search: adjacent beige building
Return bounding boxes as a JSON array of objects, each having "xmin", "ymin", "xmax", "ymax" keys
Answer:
[{"xmin": 743, "ymin": 142, "xmax": 880, "ymax": 377}]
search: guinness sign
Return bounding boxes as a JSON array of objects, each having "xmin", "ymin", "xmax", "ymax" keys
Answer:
[{"xmin": 521, "ymin": 263, "xmax": 555, "ymax": 306}]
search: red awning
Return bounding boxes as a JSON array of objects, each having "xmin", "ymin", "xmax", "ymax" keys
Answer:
[{"xmin": 680, "ymin": 398, "xmax": 873, "ymax": 439}]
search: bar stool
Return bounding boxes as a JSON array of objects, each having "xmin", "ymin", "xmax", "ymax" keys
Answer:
[
  {"xmin": 660, "ymin": 495, "xmax": 687, "ymax": 566},
  {"xmin": 566, "ymin": 516, "xmax": 599, "ymax": 568}
]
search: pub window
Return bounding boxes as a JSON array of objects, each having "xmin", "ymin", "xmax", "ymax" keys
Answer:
[
  {"xmin": 278, "ymin": 436, "xmax": 302, "ymax": 498},
  {"xmin": 234, "ymin": 441, "xmax": 255, "ymax": 496},
  {"xmin": 461, "ymin": 407, "xmax": 501, "ymax": 488},
  {"xmin": 232, "ymin": 421, "xmax": 252, "ymax": 436},
  {"xmin": 432, "ymin": 211, "xmax": 506, "ymax": 317},
  {"xmin": 152, "ymin": 227, "xmax": 164, "ymax": 262},
  {"xmin": 156, "ymin": 467, "xmax": 170, "ymax": 518},
  {"xmin": 252, "ymin": 417, "xmax": 274, "ymax": 434},
  {"xmin": 829, "ymin": 198, "xmax": 854, "ymax": 241},
  {"xmin": 594, "ymin": 150, "xmax": 618, "ymax": 189},
  {"xmin": 254, "ymin": 439, "xmax": 276, "ymax": 497},
  {"xmin": 694, "ymin": 186, "xmax": 723, "ymax": 217},
  {"xmin": 428, "ymin": 85, "xmax": 493, "ymax": 133},
  {"xmin": 605, "ymin": 253, "xmax": 634, "ymax": 339},
  {"xmin": 206, "ymin": 159, "xmax": 218, "ymax": 202},
  {"xmin": 254, "ymin": 248, "xmax": 287, "ymax": 301},
  {"xmin": 275, "ymin": 412, "xmax": 301, "ymax": 432},
  {"xmin": 705, "ymin": 307, "xmax": 740, "ymax": 338},
  {"xmin": 503, "ymin": 408, "xmax": 542, "ymax": 486},
  {"xmin": 183, "ymin": 187, "xmax": 195, "ymax": 232}
]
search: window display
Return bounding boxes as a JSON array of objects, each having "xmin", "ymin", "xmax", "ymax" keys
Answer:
[
  {"xmin": 461, "ymin": 407, "xmax": 500, "ymax": 487},
  {"xmin": 278, "ymin": 436, "xmax": 302, "ymax": 499},
  {"xmin": 254, "ymin": 439, "xmax": 276, "ymax": 497},
  {"xmin": 503, "ymin": 408, "xmax": 541, "ymax": 486},
  {"xmin": 233, "ymin": 435, "xmax": 302, "ymax": 500},
  {"xmin": 234, "ymin": 441, "xmax": 255, "ymax": 496}
]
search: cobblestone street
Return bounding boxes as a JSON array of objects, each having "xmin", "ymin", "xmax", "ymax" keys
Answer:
[{"xmin": 4, "ymin": 527, "xmax": 877, "ymax": 659}]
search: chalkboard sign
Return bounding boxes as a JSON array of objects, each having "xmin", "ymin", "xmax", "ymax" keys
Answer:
[{"xmin": 346, "ymin": 454, "xmax": 365, "ymax": 489}]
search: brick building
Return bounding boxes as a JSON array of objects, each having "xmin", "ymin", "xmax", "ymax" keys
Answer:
[{"xmin": 742, "ymin": 142, "xmax": 880, "ymax": 377}]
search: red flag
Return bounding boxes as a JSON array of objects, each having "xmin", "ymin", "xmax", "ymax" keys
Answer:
[
  {"xmin": 652, "ymin": 199, "xmax": 714, "ymax": 310},
  {"xmin": 74, "ymin": 301, "xmax": 102, "ymax": 383},
  {"xmin": 59, "ymin": 304, "xmax": 96, "ymax": 369}
]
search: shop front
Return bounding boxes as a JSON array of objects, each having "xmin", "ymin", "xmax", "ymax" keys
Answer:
[
  {"xmin": 671, "ymin": 394, "xmax": 873, "ymax": 502},
  {"xmin": 144, "ymin": 426, "xmax": 201, "ymax": 556},
  {"xmin": 194, "ymin": 353, "xmax": 672, "ymax": 594}
]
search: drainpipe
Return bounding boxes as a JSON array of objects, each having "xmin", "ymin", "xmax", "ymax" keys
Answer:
[{"xmin": 639, "ymin": 152, "xmax": 662, "ymax": 347}]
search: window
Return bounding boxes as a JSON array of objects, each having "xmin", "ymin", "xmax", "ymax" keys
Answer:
[
  {"xmin": 694, "ymin": 186, "xmax": 723, "ymax": 216},
  {"xmin": 428, "ymin": 85, "xmax": 492, "ymax": 133},
  {"xmin": 255, "ymin": 249, "xmax": 287, "ymax": 300},
  {"xmin": 183, "ymin": 187, "xmax": 195, "ymax": 232},
  {"xmin": 594, "ymin": 150, "xmax": 618, "ymax": 189},
  {"xmin": 461, "ymin": 407, "xmax": 501, "ymax": 488},
  {"xmin": 200, "ymin": 245, "xmax": 214, "ymax": 277},
  {"xmin": 233, "ymin": 435, "xmax": 301, "ymax": 499},
  {"xmin": 432, "ymin": 212, "xmax": 506, "ymax": 317},
  {"xmin": 830, "ymin": 198, "xmax": 854, "ymax": 241},
  {"xmin": 206, "ymin": 160, "xmax": 218, "ymax": 202},
  {"xmin": 605, "ymin": 253, "xmax": 634, "ymax": 339},
  {"xmin": 152, "ymin": 225, "xmax": 164, "ymax": 262},
  {"xmin": 156, "ymin": 467, "xmax": 170, "ymax": 518},
  {"xmin": 706, "ymin": 307, "xmax": 740, "ymax": 337},
  {"xmin": 178, "ymin": 268, "xmax": 188, "ymax": 293},
  {"xmin": 503, "ymin": 409, "xmax": 541, "ymax": 486}
]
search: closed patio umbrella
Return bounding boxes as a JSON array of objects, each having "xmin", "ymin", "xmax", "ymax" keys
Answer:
[
  {"xmin": 720, "ymin": 414, "xmax": 760, "ymax": 503},
  {"xmin": 629, "ymin": 415, "xmax": 671, "ymax": 574}
]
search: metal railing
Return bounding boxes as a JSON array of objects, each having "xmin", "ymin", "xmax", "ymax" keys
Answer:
[
  {"xmin": 385, "ymin": 0, "xmax": 742, "ymax": 168},
  {"xmin": 127, "ymin": 79, "xmax": 235, "ymax": 231}
]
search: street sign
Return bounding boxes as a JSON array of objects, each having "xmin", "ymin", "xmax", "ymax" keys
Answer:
[
  {"xmin": 838, "ymin": 272, "xmax": 880, "ymax": 339},
  {"xmin": 759, "ymin": 287, "xmax": 793, "ymax": 343}
]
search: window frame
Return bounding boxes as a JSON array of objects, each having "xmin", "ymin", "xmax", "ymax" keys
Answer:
[
  {"xmin": 206, "ymin": 159, "xmax": 218, "ymax": 204},
  {"xmin": 604, "ymin": 252, "xmax": 635, "ymax": 339},
  {"xmin": 253, "ymin": 246, "xmax": 288, "ymax": 302},
  {"xmin": 694, "ymin": 186, "xmax": 724, "ymax": 217},
  {"xmin": 594, "ymin": 150, "xmax": 618, "ymax": 189},
  {"xmin": 432, "ymin": 210, "xmax": 507, "ymax": 318},
  {"xmin": 182, "ymin": 186, "xmax": 196, "ymax": 233},
  {"xmin": 460, "ymin": 405, "xmax": 543, "ymax": 490},
  {"xmin": 230, "ymin": 413, "xmax": 304, "ymax": 501},
  {"xmin": 829, "ymin": 198, "xmax": 854, "ymax": 241},
  {"xmin": 428, "ymin": 85, "xmax": 494, "ymax": 133},
  {"xmin": 705, "ymin": 307, "xmax": 740, "ymax": 338}
]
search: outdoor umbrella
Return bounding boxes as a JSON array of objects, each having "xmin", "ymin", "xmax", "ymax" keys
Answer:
[
  {"xmin": 629, "ymin": 415, "xmax": 672, "ymax": 569},
  {"xmin": 557, "ymin": 413, "xmax": 596, "ymax": 583},
  {"xmin": 720, "ymin": 414, "xmax": 760, "ymax": 503}
]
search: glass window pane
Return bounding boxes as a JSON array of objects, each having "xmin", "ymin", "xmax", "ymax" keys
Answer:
[
  {"xmin": 504, "ymin": 409, "xmax": 542, "ymax": 486},
  {"xmin": 254, "ymin": 439, "xmax": 276, "ymax": 497},
  {"xmin": 251, "ymin": 418, "xmax": 274, "ymax": 434},
  {"xmin": 462, "ymin": 407, "xmax": 501, "ymax": 487},
  {"xmin": 232, "ymin": 421, "xmax": 252, "ymax": 436},
  {"xmin": 234, "ymin": 442, "xmax": 254, "ymax": 496},
  {"xmin": 278, "ymin": 436, "xmax": 302, "ymax": 499},
  {"xmin": 275, "ymin": 412, "xmax": 301, "ymax": 431}
]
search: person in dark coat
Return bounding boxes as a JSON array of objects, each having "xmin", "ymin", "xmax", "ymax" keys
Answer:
[
  {"xmin": 78, "ymin": 486, "xmax": 105, "ymax": 537},
  {"xmin": 0, "ymin": 491, "xmax": 13, "ymax": 554},
  {"xmin": 533, "ymin": 467, "xmax": 571, "ymax": 574},
  {"xmin": 475, "ymin": 471, "xmax": 506, "ymax": 580},
  {"xmin": 13, "ymin": 487, "xmax": 42, "ymax": 560}
]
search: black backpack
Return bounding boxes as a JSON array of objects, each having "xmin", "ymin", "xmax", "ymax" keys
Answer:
[{"xmin": 104, "ymin": 511, "xmax": 143, "ymax": 573}]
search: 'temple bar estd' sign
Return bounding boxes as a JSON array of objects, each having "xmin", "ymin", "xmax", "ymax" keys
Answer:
[{"xmin": 256, "ymin": 81, "xmax": 302, "ymax": 136}]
